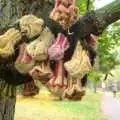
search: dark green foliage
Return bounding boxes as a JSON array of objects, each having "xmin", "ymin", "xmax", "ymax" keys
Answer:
[{"xmin": 98, "ymin": 21, "xmax": 120, "ymax": 73}]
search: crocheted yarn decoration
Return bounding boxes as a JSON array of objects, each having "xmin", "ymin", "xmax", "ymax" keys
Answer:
[
  {"xmin": 64, "ymin": 40, "xmax": 92, "ymax": 78},
  {"xmin": 47, "ymin": 60, "xmax": 68, "ymax": 97},
  {"xmin": 15, "ymin": 43, "xmax": 35, "ymax": 74},
  {"xmin": 48, "ymin": 33, "xmax": 69, "ymax": 60},
  {"xmin": 62, "ymin": 75, "xmax": 85, "ymax": 100},
  {"xmin": 50, "ymin": 0, "xmax": 79, "ymax": 29},
  {"xmin": 20, "ymin": 15, "xmax": 44, "ymax": 38},
  {"xmin": 0, "ymin": 28, "xmax": 22, "ymax": 58},
  {"xmin": 22, "ymin": 80, "xmax": 39, "ymax": 96},
  {"xmin": 29, "ymin": 61, "xmax": 53, "ymax": 83},
  {"xmin": 26, "ymin": 27, "xmax": 54, "ymax": 61}
]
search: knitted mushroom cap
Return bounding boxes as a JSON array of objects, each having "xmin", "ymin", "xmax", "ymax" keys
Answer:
[
  {"xmin": 50, "ymin": 0, "xmax": 78, "ymax": 29},
  {"xmin": 0, "ymin": 28, "xmax": 22, "ymax": 58},
  {"xmin": 64, "ymin": 41, "xmax": 92, "ymax": 78},
  {"xmin": 20, "ymin": 15, "xmax": 44, "ymax": 39}
]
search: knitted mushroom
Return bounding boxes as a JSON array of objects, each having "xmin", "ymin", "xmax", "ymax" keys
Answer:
[
  {"xmin": 20, "ymin": 15, "xmax": 44, "ymax": 38},
  {"xmin": 50, "ymin": 0, "xmax": 79, "ymax": 29}
]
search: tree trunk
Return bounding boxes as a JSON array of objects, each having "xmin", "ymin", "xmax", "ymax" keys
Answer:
[
  {"xmin": 93, "ymin": 83, "xmax": 97, "ymax": 93},
  {"xmin": 104, "ymin": 74, "xmax": 108, "ymax": 81},
  {"xmin": 0, "ymin": 97, "xmax": 16, "ymax": 120},
  {"xmin": 0, "ymin": 80, "xmax": 16, "ymax": 120},
  {"xmin": 0, "ymin": 0, "xmax": 54, "ymax": 33}
]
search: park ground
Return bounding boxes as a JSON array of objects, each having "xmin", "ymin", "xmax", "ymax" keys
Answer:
[{"xmin": 15, "ymin": 88, "xmax": 107, "ymax": 120}]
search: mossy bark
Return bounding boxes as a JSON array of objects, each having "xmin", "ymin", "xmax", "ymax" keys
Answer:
[
  {"xmin": 0, "ymin": 80, "xmax": 16, "ymax": 120},
  {"xmin": 0, "ymin": 97, "xmax": 16, "ymax": 120},
  {"xmin": 0, "ymin": 0, "xmax": 54, "ymax": 33}
]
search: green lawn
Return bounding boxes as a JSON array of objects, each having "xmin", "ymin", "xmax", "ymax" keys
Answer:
[
  {"xmin": 117, "ymin": 92, "xmax": 120, "ymax": 99},
  {"xmin": 15, "ymin": 90, "xmax": 106, "ymax": 120}
]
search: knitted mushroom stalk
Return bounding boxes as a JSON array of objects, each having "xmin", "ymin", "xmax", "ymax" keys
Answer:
[
  {"xmin": 47, "ymin": 60, "xmax": 68, "ymax": 98},
  {"xmin": 63, "ymin": 41, "xmax": 92, "ymax": 100}
]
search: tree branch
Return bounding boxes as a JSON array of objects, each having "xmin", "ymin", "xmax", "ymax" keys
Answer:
[
  {"xmin": 95, "ymin": 0, "xmax": 120, "ymax": 32},
  {"xmin": 70, "ymin": 0, "xmax": 120, "ymax": 39},
  {"xmin": 0, "ymin": 0, "xmax": 120, "ymax": 38}
]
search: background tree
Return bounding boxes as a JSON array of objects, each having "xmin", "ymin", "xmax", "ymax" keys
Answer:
[
  {"xmin": 88, "ymin": 71, "xmax": 102, "ymax": 93},
  {"xmin": 98, "ymin": 21, "xmax": 120, "ymax": 80}
]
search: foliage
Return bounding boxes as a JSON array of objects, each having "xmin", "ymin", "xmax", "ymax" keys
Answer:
[
  {"xmin": 98, "ymin": 21, "xmax": 120, "ymax": 73},
  {"xmin": 88, "ymin": 71, "xmax": 102, "ymax": 83},
  {"xmin": 76, "ymin": 0, "xmax": 94, "ymax": 14}
]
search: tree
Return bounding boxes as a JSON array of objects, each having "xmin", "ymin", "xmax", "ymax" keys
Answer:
[
  {"xmin": 98, "ymin": 21, "xmax": 120, "ymax": 80},
  {"xmin": 0, "ymin": 0, "xmax": 120, "ymax": 119},
  {"xmin": 88, "ymin": 71, "xmax": 102, "ymax": 93}
]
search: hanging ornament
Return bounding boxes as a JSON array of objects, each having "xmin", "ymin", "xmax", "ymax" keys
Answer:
[
  {"xmin": 64, "ymin": 41, "xmax": 92, "ymax": 78},
  {"xmin": 15, "ymin": 43, "xmax": 35, "ymax": 74},
  {"xmin": 0, "ymin": 28, "xmax": 21, "ymax": 58},
  {"xmin": 48, "ymin": 33, "xmax": 69, "ymax": 60},
  {"xmin": 26, "ymin": 27, "xmax": 54, "ymax": 61},
  {"xmin": 20, "ymin": 15, "xmax": 44, "ymax": 39},
  {"xmin": 62, "ymin": 75, "xmax": 85, "ymax": 100},
  {"xmin": 50, "ymin": 0, "xmax": 79, "ymax": 29},
  {"xmin": 22, "ymin": 80, "xmax": 39, "ymax": 96},
  {"xmin": 29, "ymin": 61, "xmax": 53, "ymax": 84},
  {"xmin": 62, "ymin": 41, "xmax": 91, "ymax": 100},
  {"xmin": 46, "ymin": 60, "xmax": 68, "ymax": 98}
]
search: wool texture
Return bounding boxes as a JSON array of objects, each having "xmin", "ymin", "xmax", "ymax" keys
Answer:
[
  {"xmin": 48, "ymin": 33, "xmax": 69, "ymax": 60},
  {"xmin": 20, "ymin": 15, "xmax": 44, "ymax": 38},
  {"xmin": 64, "ymin": 40, "xmax": 92, "ymax": 78},
  {"xmin": 15, "ymin": 43, "xmax": 35, "ymax": 74},
  {"xmin": 26, "ymin": 27, "xmax": 54, "ymax": 61},
  {"xmin": 50, "ymin": 0, "xmax": 79, "ymax": 29},
  {"xmin": 29, "ymin": 61, "xmax": 53, "ymax": 84},
  {"xmin": 0, "ymin": 28, "xmax": 22, "ymax": 58},
  {"xmin": 62, "ymin": 75, "xmax": 85, "ymax": 100}
]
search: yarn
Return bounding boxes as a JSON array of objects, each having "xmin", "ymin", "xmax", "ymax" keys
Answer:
[
  {"xmin": 20, "ymin": 15, "xmax": 44, "ymax": 38},
  {"xmin": 0, "ymin": 28, "xmax": 22, "ymax": 58},
  {"xmin": 64, "ymin": 41, "xmax": 92, "ymax": 78},
  {"xmin": 48, "ymin": 33, "xmax": 69, "ymax": 60},
  {"xmin": 26, "ymin": 27, "xmax": 54, "ymax": 61},
  {"xmin": 29, "ymin": 61, "xmax": 53, "ymax": 84},
  {"xmin": 15, "ymin": 43, "xmax": 35, "ymax": 74},
  {"xmin": 22, "ymin": 80, "xmax": 39, "ymax": 96},
  {"xmin": 50, "ymin": 0, "xmax": 79, "ymax": 29},
  {"xmin": 62, "ymin": 75, "xmax": 85, "ymax": 100},
  {"xmin": 47, "ymin": 60, "xmax": 68, "ymax": 97}
]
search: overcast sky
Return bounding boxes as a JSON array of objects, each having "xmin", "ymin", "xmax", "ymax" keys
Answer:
[{"xmin": 94, "ymin": 0, "xmax": 115, "ymax": 9}]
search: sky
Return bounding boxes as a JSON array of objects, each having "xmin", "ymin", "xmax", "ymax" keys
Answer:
[{"xmin": 94, "ymin": 0, "xmax": 115, "ymax": 9}]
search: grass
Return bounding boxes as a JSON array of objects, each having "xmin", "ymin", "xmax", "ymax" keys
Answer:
[
  {"xmin": 15, "ymin": 88, "xmax": 106, "ymax": 120},
  {"xmin": 117, "ymin": 92, "xmax": 120, "ymax": 99}
]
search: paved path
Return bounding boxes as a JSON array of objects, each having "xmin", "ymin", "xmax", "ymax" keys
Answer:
[{"xmin": 101, "ymin": 93, "xmax": 120, "ymax": 120}]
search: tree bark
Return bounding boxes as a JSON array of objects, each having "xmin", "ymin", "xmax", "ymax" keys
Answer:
[
  {"xmin": 0, "ymin": 80, "xmax": 16, "ymax": 120},
  {"xmin": 0, "ymin": 98, "xmax": 16, "ymax": 120},
  {"xmin": 70, "ymin": 0, "xmax": 120, "ymax": 39},
  {"xmin": 0, "ymin": 0, "xmax": 54, "ymax": 33},
  {"xmin": 104, "ymin": 74, "xmax": 108, "ymax": 81}
]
